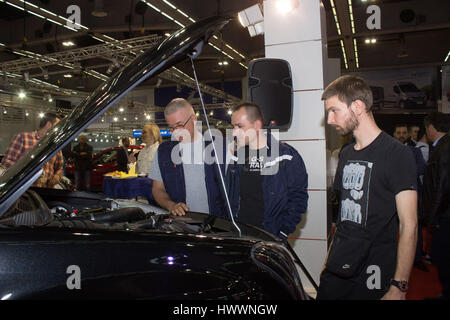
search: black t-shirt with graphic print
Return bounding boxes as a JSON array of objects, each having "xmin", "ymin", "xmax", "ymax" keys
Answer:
[
  {"xmin": 237, "ymin": 146, "xmax": 265, "ymax": 229},
  {"xmin": 334, "ymin": 131, "xmax": 418, "ymax": 244}
]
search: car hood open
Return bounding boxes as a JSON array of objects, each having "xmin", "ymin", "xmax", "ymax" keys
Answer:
[{"xmin": 0, "ymin": 16, "xmax": 231, "ymax": 217}]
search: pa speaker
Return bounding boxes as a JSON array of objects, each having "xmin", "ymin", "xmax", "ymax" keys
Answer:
[{"xmin": 247, "ymin": 58, "xmax": 293, "ymax": 130}]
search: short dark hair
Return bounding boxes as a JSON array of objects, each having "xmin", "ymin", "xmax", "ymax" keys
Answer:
[
  {"xmin": 39, "ymin": 112, "xmax": 58, "ymax": 129},
  {"xmin": 322, "ymin": 75, "xmax": 373, "ymax": 112},
  {"xmin": 408, "ymin": 124, "xmax": 420, "ymax": 133},
  {"xmin": 424, "ymin": 112, "xmax": 450, "ymax": 133},
  {"xmin": 232, "ymin": 102, "xmax": 264, "ymax": 124},
  {"xmin": 417, "ymin": 125, "xmax": 426, "ymax": 141},
  {"xmin": 394, "ymin": 124, "xmax": 408, "ymax": 130}
]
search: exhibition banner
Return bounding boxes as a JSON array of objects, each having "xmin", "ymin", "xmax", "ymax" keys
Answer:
[{"xmin": 351, "ymin": 67, "xmax": 438, "ymax": 112}]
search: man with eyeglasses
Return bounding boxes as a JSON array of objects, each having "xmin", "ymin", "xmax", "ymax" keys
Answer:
[{"xmin": 149, "ymin": 98, "xmax": 226, "ymax": 217}]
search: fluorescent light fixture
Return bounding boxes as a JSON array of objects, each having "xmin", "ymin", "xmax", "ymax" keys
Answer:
[
  {"xmin": 353, "ymin": 38, "xmax": 359, "ymax": 68},
  {"xmin": 348, "ymin": 0, "xmax": 356, "ymax": 34},
  {"xmin": 445, "ymin": 51, "xmax": 450, "ymax": 62},
  {"xmin": 238, "ymin": 4, "xmax": 263, "ymax": 27},
  {"xmin": 248, "ymin": 25, "xmax": 256, "ymax": 37},
  {"xmin": 62, "ymin": 40, "xmax": 75, "ymax": 46},
  {"xmin": 254, "ymin": 21, "xmax": 264, "ymax": 36},
  {"xmin": 340, "ymin": 39, "xmax": 348, "ymax": 69},
  {"xmin": 63, "ymin": 74, "xmax": 73, "ymax": 78},
  {"xmin": 330, "ymin": 0, "xmax": 341, "ymax": 35},
  {"xmin": 163, "ymin": 0, "xmax": 177, "ymax": 9},
  {"xmin": 238, "ymin": 11, "xmax": 250, "ymax": 27},
  {"xmin": 238, "ymin": 4, "xmax": 264, "ymax": 37}
]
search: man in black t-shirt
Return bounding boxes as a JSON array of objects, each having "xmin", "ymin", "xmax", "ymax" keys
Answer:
[
  {"xmin": 317, "ymin": 75, "xmax": 418, "ymax": 300},
  {"xmin": 226, "ymin": 102, "xmax": 308, "ymax": 238}
]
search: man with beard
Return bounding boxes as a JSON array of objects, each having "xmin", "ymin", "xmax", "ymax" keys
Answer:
[
  {"xmin": 393, "ymin": 124, "xmax": 410, "ymax": 145},
  {"xmin": 317, "ymin": 75, "xmax": 418, "ymax": 300}
]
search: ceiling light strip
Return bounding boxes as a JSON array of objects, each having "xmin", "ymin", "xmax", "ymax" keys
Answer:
[
  {"xmin": 329, "ymin": 0, "xmax": 341, "ymax": 36},
  {"xmin": 142, "ymin": 0, "xmax": 247, "ymax": 67},
  {"xmin": 445, "ymin": 51, "xmax": 450, "ymax": 62},
  {"xmin": 162, "ymin": 0, "xmax": 176, "ymax": 10},
  {"xmin": 340, "ymin": 39, "xmax": 348, "ymax": 69},
  {"xmin": 6, "ymin": 0, "xmax": 89, "ymax": 31},
  {"xmin": 353, "ymin": 38, "xmax": 359, "ymax": 68},
  {"xmin": 348, "ymin": 0, "xmax": 356, "ymax": 34}
]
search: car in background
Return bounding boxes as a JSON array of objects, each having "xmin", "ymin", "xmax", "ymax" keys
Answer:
[
  {"xmin": 0, "ymin": 17, "xmax": 310, "ymax": 300},
  {"xmin": 65, "ymin": 145, "xmax": 143, "ymax": 190},
  {"xmin": 370, "ymin": 86, "xmax": 384, "ymax": 111}
]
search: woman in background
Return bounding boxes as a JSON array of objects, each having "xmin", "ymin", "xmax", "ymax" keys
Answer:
[{"xmin": 134, "ymin": 123, "xmax": 162, "ymax": 176}]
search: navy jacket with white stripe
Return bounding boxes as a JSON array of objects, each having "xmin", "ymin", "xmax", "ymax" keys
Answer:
[{"xmin": 225, "ymin": 136, "xmax": 309, "ymax": 238}]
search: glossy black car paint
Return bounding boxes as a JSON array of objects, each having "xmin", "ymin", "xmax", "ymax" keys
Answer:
[
  {"xmin": 0, "ymin": 188, "xmax": 304, "ymax": 299},
  {"xmin": 0, "ymin": 17, "xmax": 307, "ymax": 300}
]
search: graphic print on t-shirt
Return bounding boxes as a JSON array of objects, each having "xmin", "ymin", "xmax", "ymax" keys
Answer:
[
  {"xmin": 340, "ymin": 160, "xmax": 373, "ymax": 226},
  {"xmin": 249, "ymin": 155, "xmax": 264, "ymax": 171}
]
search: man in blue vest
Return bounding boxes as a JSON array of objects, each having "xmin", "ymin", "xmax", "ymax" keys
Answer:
[
  {"xmin": 150, "ymin": 98, "xmax": 225, "ymax": 217},
  {"xmin": 225, "ymin": 102, "xmax": 308, "ymax": 239}
]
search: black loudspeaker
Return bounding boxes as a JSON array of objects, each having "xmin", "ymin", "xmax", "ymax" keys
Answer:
[{"xmin": 247, "ymin": 58, "xmax": 293, "ymax": 130}]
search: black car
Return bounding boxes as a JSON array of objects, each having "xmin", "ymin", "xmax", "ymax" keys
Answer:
[{"xmin": 0, "ymin": 17, "xmax": 310, "ymax": 300}]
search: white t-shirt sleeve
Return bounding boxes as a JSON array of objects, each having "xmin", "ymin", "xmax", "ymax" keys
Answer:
[{"xmin": 149, "ymin": 150, "xmax": 162, "ymax": 182}]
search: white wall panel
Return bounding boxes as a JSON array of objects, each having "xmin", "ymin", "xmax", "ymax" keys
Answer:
[
  {"xmin": 293, "ymin": 190, "xmax": 328, "ymax": 240},
  {"xmin": 265, "ymin": 40, "xmax": 325, "ymax": 91},
  {"xmin": 279, "ymin": 139, "xmax": 327, "ymax": 190},
  {"xmin": 264, "ymin": 0, "xmax": 323, "ymax": 46},
  {"xmin": 277, "ymin": 90, "xmax": 325, "ymax": 140}
]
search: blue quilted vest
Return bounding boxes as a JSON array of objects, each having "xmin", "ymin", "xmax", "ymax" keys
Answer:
[{"xmin": 157, "ymin": 140, "xmax": 227, "ymax": 217}]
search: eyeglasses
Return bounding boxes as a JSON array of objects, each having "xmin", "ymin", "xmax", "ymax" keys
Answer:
[{"xmin": 168, "ymin": 114, "xmax": 193, "ymax": 132}]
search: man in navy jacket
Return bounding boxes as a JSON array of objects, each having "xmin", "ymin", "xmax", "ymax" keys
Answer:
[{"xmin": 226, "ymin": 102, "xmax": 308, "ymax": 239}]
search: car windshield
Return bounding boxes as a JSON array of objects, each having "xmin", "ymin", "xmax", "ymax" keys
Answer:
[{"xmin": 399, "ymin": 83, "xmax": 420, "ymax": 92}]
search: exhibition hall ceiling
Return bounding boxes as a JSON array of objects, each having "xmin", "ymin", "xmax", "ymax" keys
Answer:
[{"xmin": 0, "ymin": 0, "xmax": 449, "ymax": 98}]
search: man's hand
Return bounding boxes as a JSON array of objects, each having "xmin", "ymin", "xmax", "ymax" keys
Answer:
[
  {"xmin": 380, "ymin": 286, "xmax": 406, "ymax": 300},
  {"xmin": 168, "ymin": 202, "xmax": 189, "ymax": 216}
]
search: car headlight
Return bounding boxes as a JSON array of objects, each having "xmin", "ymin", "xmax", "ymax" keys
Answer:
[{"xmin": 251, "ymin": 241, "xmax": 306, "ymax": 300}]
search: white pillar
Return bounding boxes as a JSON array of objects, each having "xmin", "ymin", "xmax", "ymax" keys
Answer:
[{"xmin": 264, "ymin": 0, "xmax": 328, "ymax": 296}]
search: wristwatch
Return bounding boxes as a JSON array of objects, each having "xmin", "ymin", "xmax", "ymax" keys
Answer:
[{"xmin": 390, "ymin": 279, "xmax": 409, "ymax": 292}]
